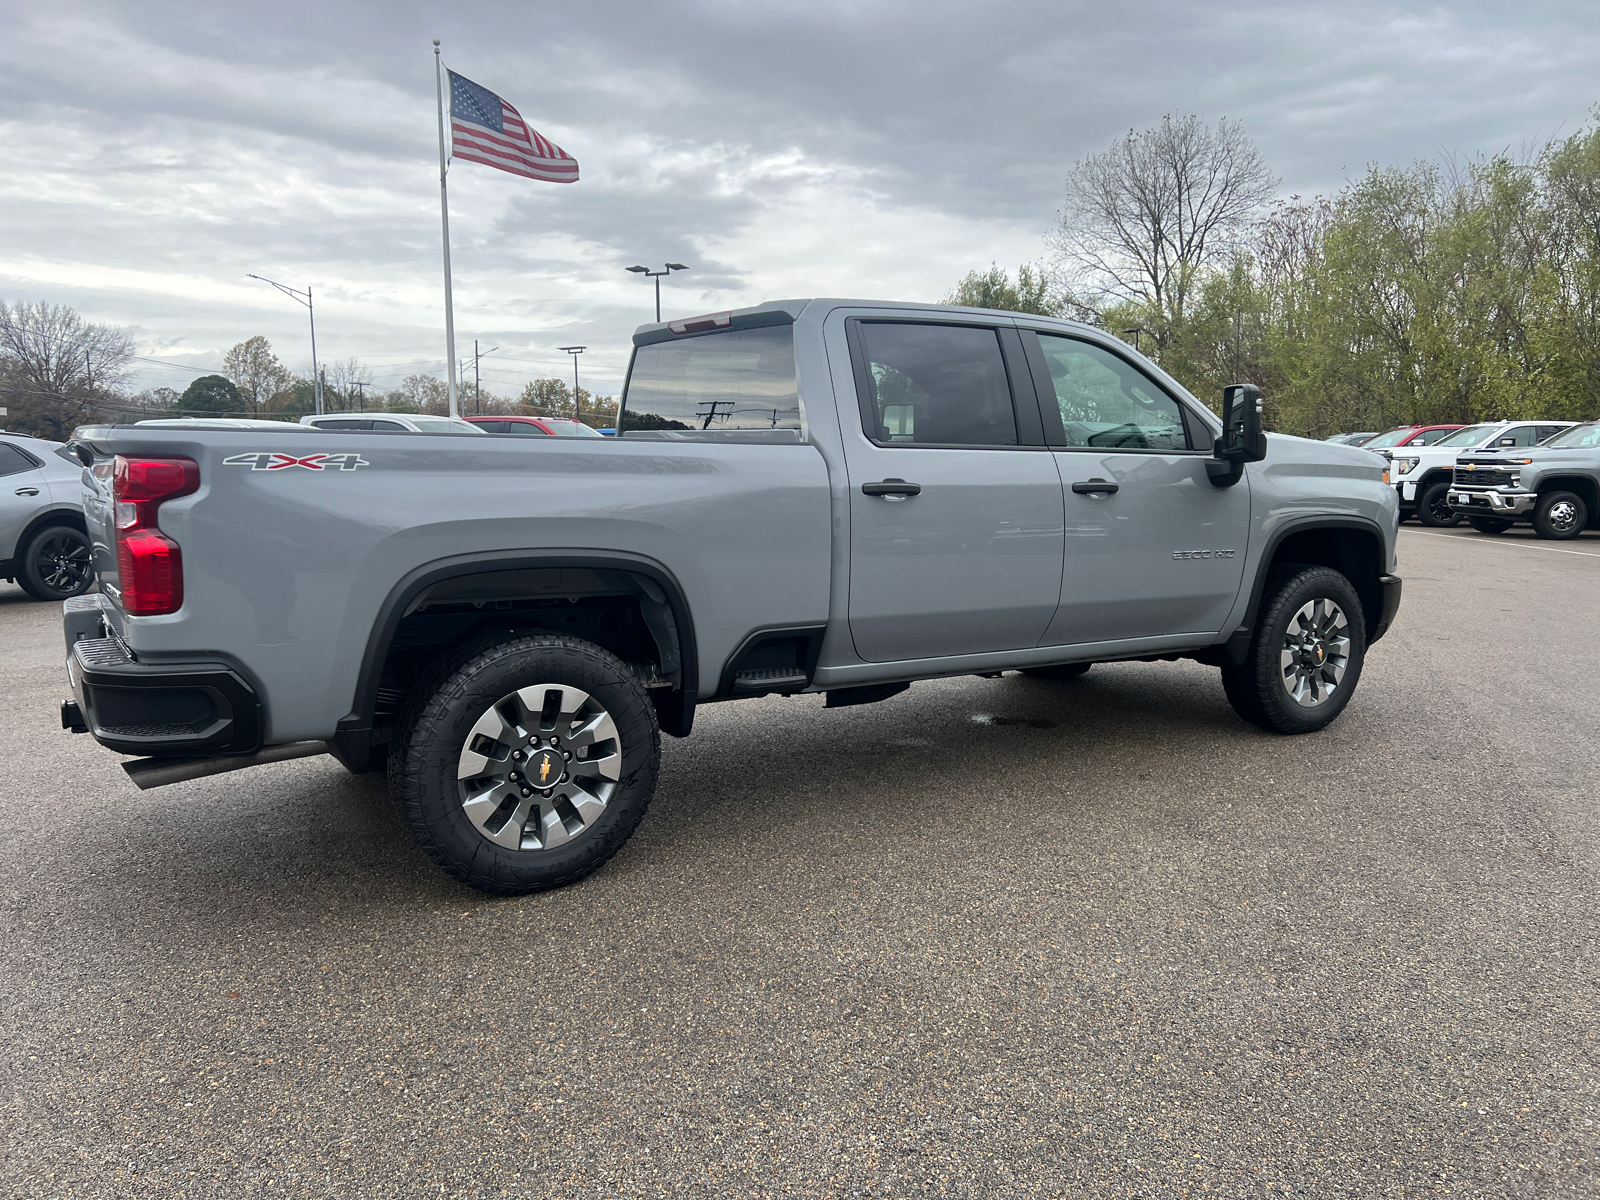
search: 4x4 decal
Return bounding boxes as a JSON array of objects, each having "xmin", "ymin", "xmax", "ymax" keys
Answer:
[{"xmin": 223, "ymin": 452, "xmax": 370, "ymax": 472}]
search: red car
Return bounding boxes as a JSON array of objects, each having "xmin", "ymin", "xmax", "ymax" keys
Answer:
[
  {"xmin": 464, "ymin": 415, "xmax": 604, "ymax": 438},
  {"xmin": 1360, "ymin": 424, "xmax": 1465, "ymax": 451}
]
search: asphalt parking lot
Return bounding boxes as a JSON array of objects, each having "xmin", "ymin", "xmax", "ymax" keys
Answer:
[{"xmin": 3, "ymin": 527, "xmax": 1598, "ymax": 1198}]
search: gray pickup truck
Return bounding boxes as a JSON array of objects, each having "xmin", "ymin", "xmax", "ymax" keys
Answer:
[
  {"xmin": 59, "ymin": 300, "xmax": 1401, "ymax": 894},
  {"xmin": 1449, "ymin": 420, "xmax": 1600, "ymax": 538}
]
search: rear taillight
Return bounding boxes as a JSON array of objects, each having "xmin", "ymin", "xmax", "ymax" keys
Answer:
[{"xmin": 113, "ymin": 456, "xmax": 199, "ymax": 615}]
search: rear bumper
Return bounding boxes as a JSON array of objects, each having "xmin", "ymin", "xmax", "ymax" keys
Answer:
[
  {"xmin": 1449, "ymin": 489, "xmax": 1535, "ymax": 516},
  {"xmin": 1370, "ymin": 575, "xmax": 1402, "ymax": 645},
  {"xmin": 63, "ymin": 597, "xmax": 262, "ymax": 758}
]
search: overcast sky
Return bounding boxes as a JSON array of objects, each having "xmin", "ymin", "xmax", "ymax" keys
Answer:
[{"xmin": 2, "ymin": 0, "xmax": 1596, "ymax": 402}]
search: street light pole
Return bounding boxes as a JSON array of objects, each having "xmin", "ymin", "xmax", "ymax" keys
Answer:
[
  {"xmin": 247, "ymin": 273, "xmax": 323, "ymax": 414},
  {"xmin": 560, "ymin": 346, "xmax": 586, "ymax": 422},
  {"xmin": 625, "ymin": 263, "xmax": 690, "ymax": 322}
]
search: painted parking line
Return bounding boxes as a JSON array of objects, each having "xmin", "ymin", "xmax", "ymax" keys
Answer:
[{"xmin": 1400, "ymin": 528, "xmax": 1600, "ymax": 559}]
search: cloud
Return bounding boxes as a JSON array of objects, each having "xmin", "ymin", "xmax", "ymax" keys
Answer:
[{"xmin": 0, "ymin": 0, "xmax": 1596, "ymax": 397}]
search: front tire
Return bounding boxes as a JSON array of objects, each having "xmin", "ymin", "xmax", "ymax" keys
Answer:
[
  {"xmin": 1531, "ymin": 491, "xmax": 1587, "ymax": 541},
  {"xmin": 1468, "ymin": 517, "xmax": 1513, "ymax": 535},
  {"xmin": 1416, "ymin": 480, "xmax": 1461, "ymax": 528},
  {"xmin": 17, "ymin": 523, "xmax": 94, "ymax": 601},
  {"xmin": 389, "ymin": 634, "xmax": 661, "ymax": 895},
  {"xmin": 1220, "ymin": 566, "xmax": 1366, "ymax": 734}
]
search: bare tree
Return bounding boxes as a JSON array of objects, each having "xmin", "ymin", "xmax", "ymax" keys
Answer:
[
  {"xmin": 223, "ymin": 336, "xmax": 294, "ymax": 416},
  {"xmin": 1050, "ymin": 115, "xmax": 1278, "ymax": 338},
  {"xmin": 323, "ymin": 357, "xmax": 374, "ymax": 412},
  {"xmin": 0, "ymin": 300, "xmax": 134, "ymax": 439}
]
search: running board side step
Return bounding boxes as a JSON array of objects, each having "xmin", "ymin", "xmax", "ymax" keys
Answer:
[{"xmin": 123, "ymin": 741, "xmax": 330, "ymax": 790}]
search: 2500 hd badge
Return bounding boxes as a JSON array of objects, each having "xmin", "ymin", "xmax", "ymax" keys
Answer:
[{"xmin": 1172, "ymin": 548, "xmax": 1236, "ymax": 560}]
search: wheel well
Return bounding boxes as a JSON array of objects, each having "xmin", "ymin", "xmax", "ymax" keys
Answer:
[
  {"xmin": 1414, "ymin": 468, "xmax": 1452, "ymax": 491},
  {"xmin": 1536, "ymin": 475, "xmax": 1600, "ymax": 522},
  {"xmin": 337, "ymin": 561, "xmax": 697, "ymax": 772},
  {"xmin": 1266, "ymin": 526, "xmax": 1385, "ymax": 641}
]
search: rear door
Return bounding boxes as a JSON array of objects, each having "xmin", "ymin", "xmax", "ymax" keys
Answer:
[
  {"xmin": 1021, "ymin": 331, "xmax": 1250, "ymax": 645},
  {"xmin": 0, "ymin": 441, "xmax": 47, "ymax": 560},
  {"xmin": 838, "ymin": 317, "xmax": 1064, "ymax": 662}
]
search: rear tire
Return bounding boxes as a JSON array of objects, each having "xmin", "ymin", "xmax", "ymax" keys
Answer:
[
  {"xmin": 1416, "ymin": 480, "xmax": 1461, "ymax": 528},
  {"xmin": 1220, "ymin": 566, "xmax": 1366, "ymax": 734},
  {"xmin": 1020, "ymin": 662, "xmax": 1092, "ymax": 680},
  {"xmin": 17, "ymin": 523, "xmax": 94, "ymax": 601},
  {"xmin": 389, "ymin": 633, "xmax": 660, "ymax": 895},
  {"xmin": 1468, "ymin": 517, "xmax": 1513, "ymax": 535},
  {"xmin": 1531, "ymin": 491, "xmax": 1587, "ymax": 541}
]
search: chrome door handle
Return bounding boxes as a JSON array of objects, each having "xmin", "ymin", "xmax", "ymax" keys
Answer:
[
  {"xmin": 1071, "ymin": 478, "xmax": 1119, "ymax": 495},
  {"xmin": 862, "ymin": 479, "xmax": 921, "ymax": 500},
  {"xmin": 14, "ymin": 487, "xmax": 40, "ymax": 497}
]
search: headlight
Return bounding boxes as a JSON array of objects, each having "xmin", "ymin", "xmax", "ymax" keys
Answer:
[{"xmin": 1393, "ymin": 456, "xmax": 1421, "ymax": 475}]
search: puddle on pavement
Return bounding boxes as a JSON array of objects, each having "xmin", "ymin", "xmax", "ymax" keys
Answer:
[{"xmin": 969, "ymin": 713, "xmax": 1057, "ymax": 729}]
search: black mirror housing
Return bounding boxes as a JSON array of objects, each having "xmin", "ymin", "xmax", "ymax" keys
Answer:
[{"xmin": 1207, "ymin": 383, "xmax": 1266, "ymax": 487}]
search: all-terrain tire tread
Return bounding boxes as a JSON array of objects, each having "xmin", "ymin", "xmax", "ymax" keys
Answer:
[{"xmin": 388, "ymin": 633, "xmax": 660, "ymax": 895}]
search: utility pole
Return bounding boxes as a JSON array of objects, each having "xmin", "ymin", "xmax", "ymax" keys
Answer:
[
  {"xmin": 560, "ymin": 346, "xmax": 586, "ymax": 422},
  {"xmin": 459, "ymin": 342, "xmax": 498, "ymax": 415},
  {"xmin": 247, "ymin": 274, "xmax": 323, "ymax": 414},
  {"xmin": 353, "ymin": 381, "xmax": 367, "ymax": 407},
  {"xmin": 625, "ymin": 263, "xmax": 690, "ymax": 322}
]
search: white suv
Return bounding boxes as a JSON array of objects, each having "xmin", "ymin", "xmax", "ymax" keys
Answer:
[
  {"xmin": 1387, "ymin": 421, "xmax": 1574, "ymax": 526},
  {"xmin": 300, "ymin": 413, "xmax": 484, "ymax": 434}
]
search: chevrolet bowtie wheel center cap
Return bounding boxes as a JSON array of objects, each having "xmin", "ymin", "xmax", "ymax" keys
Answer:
[
  {"xmin": 455, "ymin": 683, "xmax": 624, "ymax": 852},
  {"xmin": 1279, "ymin": 599, "xmax": 1351, "ymax": 709}
]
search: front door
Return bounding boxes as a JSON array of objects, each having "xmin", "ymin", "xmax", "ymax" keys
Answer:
[
  {"xmin": 839, "ymin": 319, "xmax": 1064, "ymax": 663},
  {"xmin": 1021, "ymin": 332, "xmax": 1251, "ymax": 645}
]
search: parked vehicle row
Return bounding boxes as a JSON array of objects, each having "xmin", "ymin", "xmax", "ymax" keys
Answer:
[{"xmin": 1446, "ymin": 420, "xmax": 1600, "ymax": 539}]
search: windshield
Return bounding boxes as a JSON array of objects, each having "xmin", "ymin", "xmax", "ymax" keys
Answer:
[
  {"xmin": 1436, "ymin": 424, "xmax": 1497, "ymax": 447},
  {"xmin": 544, "ymin": 420, "xmax": 603, "ymax": 437},
  {"xmin": 1362, "ymin": 428, "xmax": 1416, "ymax": 449},
  {"xmin": 409, "ymin": 416, "xmax": 484, "ymax": 434},
  {"xmin": 1542, "ymin": 423, "xmax": 1600, "ymax": 449}
]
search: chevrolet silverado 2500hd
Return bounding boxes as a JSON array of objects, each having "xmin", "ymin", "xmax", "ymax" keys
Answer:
[
  {"xmin": 59, "ymin": 300, "xmax": 1401, "ymax": 894},
  {"xmin": 1449, "ymin": 420, "xmax": 1600, "ymax": 538}
]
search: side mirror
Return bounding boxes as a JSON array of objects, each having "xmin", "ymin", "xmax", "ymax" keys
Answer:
[{"xmin": 1207, "ymin": 383, "xmax": 1266, "ymax": 487}]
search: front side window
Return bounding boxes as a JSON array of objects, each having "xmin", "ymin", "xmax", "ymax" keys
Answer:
[
  {"xmin": 1492, "ymin": 425, "xmax": 1540, "ymax": 448},
  {"xmin": 544, "ymin": 420, "xmax": 602, "ymax": 437},
  {"xmin": 504, "ymin": 422, "xmax": 548, "ymax": 435},
  {"xmin": 622, "ymin": 325, "xmax": 799, "ymax": 433},
  {"xmin": 1413, "ymin": 427, "xmax": 1461, "ymax": 445},
  {"xmin": 1035, "ymin": 335, "xmax": 1190, "ymax": 451},
  {"xmin": 855, "ymin": 323, "xmax": 1017, "ymax": 447}
]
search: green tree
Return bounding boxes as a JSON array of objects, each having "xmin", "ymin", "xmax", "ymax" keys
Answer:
[
  {"xmin": 222, "ymin": 336, "xmax": 292, "ymax": 415},
  {"xmin": 180, "ymin": 374, "xmax": 241, "ymax": 416},
  {"xmin": 944, "ymin": 263, "xmax": 1058, "ymax": 315}
]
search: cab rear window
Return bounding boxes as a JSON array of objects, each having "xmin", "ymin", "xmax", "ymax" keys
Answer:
[{"xmin": 621, "ymin": 326, "xmax": 800, "ymax": 434}]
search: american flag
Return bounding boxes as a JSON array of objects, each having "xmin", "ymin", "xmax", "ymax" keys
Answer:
[{"xmin": 448, "ymin": 69, "xmax": 578, "ymax": 184}]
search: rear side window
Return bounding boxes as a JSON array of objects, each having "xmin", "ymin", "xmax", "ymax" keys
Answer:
[
  {"xmin": 546, "ymin": 421, "xmax": 603, "ymax": 437},
  {"xmin": 1033, "ymin": 335, "xmax": 1191, "ymax": 451},
  {"xmin": 370, "ymin": 420, "xmax": 407, "ymax": 431},
  {"xmin": 622, "ymin": 325, "xmax": 799, "ymax": 433},
  {"xmin": 854, "ymin": 323, "xmax": 1018, "ymax": 447},
  {"xmin": 313, "ymin": 419, "xmax": 370, "ymax": 430},
  {"xmin": 505, "ymin": 422, "xmax": 548, "ymax": 435},
  {"xmin": 0, "ymin": 442, "xmax": 39, "ymax": 477}
]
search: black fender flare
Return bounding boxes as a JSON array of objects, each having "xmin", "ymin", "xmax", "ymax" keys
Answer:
[
  {"xmin": 332, "ymin": 551, "xmax": 699, "ymax": 772},
  {"xmin": 1207, "ymin": 515, "xmax": 1391, "ymax": 667}
]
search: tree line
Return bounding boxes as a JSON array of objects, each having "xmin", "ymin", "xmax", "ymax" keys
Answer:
[
  {"xmin": 948, "ymin": 112, "xmax": 1600, "ymax": 438},
  {"xmin": 0, "ymin": 311, "xmax": 617, "ymax": 439}
]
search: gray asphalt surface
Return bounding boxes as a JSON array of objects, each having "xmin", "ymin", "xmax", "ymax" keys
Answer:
[{"xmin": 3, "ymin": 526, "xmax": 1598, "ymax": 1198}]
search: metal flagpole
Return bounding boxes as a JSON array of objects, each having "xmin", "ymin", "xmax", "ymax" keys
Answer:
[{"xmin": 433, "ymin": 39, "xmax": 460, "ymax": 419}]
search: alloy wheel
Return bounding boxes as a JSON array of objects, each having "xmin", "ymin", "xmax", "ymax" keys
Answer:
[
  {"xmin": 1279, "ymin": 598, "xmax": 1351, "ymax": 708},
  {"xmin": 455, "ymin": 683, "xmax": 622, "ymax": 851},
  {"xmin": 32, "ymin": 528, "xmax": 93, "ymax": 595}
]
